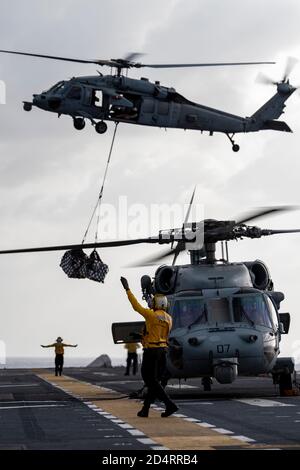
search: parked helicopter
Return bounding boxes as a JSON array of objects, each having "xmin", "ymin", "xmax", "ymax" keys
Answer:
[
  {"xmin": 0, "ymin": 50, "xmax": 297, "ymax": 151},
  {"xmin": 0, "ymin": 200, "xmax": 298, "ymax": 395}
]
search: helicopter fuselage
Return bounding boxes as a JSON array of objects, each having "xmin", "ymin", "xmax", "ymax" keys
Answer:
[
  {"xmin": 24, "ymin": 73, "xmax": 295, "ymax": 151},
  {"xmin": 142, "ymin": 260, "xmax": 290, "ymax": 385}
]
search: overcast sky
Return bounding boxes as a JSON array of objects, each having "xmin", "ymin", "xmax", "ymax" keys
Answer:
[{"xmin": 0, "ymin": 0, "xmax": 300, "ymax": 365}]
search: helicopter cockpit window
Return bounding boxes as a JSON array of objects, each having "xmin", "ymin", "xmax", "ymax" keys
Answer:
[
  {"xmin": 265, "ymin": 296, "xmax": 279, "ymax": 329},
  {"xmin": 67, "ymin": 86, "xmax": 82, "ymax": 100},
  {"xmin": 48, "ymin": 81, "xmax": 66, "ymax": 94},
  {"xmin": 233, "ymin": 295, "xmax": 272, "ymax": 328},
  {"xmin": 208, "ymin": 298, "xmax": 230, "ymax": 324},
  {"xmin": 172, "ymin": 298, "xmax": 207, "ymax": 329}
]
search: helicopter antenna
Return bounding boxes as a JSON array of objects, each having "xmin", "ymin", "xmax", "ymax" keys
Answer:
[
  {"xmin": 225, "ymin": 241, "xmax": 229, "ymax": 262},
  {"xmin": 221, "ymin": 241, "xmax": 224, "ymax": 260}
]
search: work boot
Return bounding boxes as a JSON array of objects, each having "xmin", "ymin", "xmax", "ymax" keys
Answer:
[
  {"xmin": 137, "ymin": 406, "xmax": 149, "ymax": 417},
  {"xmin": 161, "ymin": 402, "xmax": 178, "ymax": 418}
]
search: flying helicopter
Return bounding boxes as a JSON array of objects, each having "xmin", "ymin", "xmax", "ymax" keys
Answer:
[
  {"xmin": 0, "ymin": 198, "xmax": 299, "ymax": 395},
  {"xmin": 0, "ymin": 49, "xmax": 298, "ymax": 151}
]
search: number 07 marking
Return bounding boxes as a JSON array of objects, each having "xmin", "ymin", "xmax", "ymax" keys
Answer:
[{"xmin": 217, "ymin": 344, "xmax": 230, "ymax": 353}]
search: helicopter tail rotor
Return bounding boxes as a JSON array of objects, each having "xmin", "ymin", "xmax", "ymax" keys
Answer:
[{"xmin": 256, "ymin": 56, "xmax": 298, "ymax": 90}]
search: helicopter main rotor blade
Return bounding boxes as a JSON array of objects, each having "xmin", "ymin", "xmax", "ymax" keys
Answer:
[
  {"xmin": 0, "ymin": 49, "xmax": 118, "ymax": 67},
  {"xmin": 0, "ymin": 51, "xmax": 275, "ymax": 70},
  {"xmin": 262, "ymin": 228, "xmax": 300, "ymax": 236},
  {"xmin": 183, "ymin": 186, "xmax": 196, "ymax": 226},
  {"xmin": 0, "ymin": 237, "xmax": 162, "ymax": 255},
  {"xmin": 123, "ymin": 52, "xmax": 144, "ymax": 63},
  {"xmin": 127, "ymin": 247, "xmax": 178, "ymax": 268},
  {"xmin": 235, "ymin": 206, "xmax": 298, "ymax": 225},
  {"xmin": 170, "ymin": 187, "xmax": 197, "ymax": 266},
  {"xmin": 142, "ymin": 61, "xmax": 275, "ymax": 69}
]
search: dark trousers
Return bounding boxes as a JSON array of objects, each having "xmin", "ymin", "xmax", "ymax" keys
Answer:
[
  {"xmin": 141, "ymin": 348, "xmax": 172, "ymax": 409},
  {"xmin": 126, "ymin": 352, "xmax": 138, "ymax": 375},
  {"xmin": 55, "ymin": 354, "xmax": 64, "ymax": 376}
]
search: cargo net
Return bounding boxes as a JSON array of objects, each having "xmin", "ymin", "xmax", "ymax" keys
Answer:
[
  {"xmin": 60, "ymin": 248, "xmax": 109, "ymax": 283},
  {"xmin": 59, "ymin": 123, "xmax": 118, "ymax": 283}
]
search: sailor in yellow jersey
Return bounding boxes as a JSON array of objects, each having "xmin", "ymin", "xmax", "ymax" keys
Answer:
[
  {"xmin": 41, "ymin": 337, "xmax": 78, "ymax": 376},
  {"xmin": 121, "ymin": 277, "xmax": 178, "ymax": 418},
  {"xmin": 124, "ymin": 342, "xmax": 140, "ymax": 375}
]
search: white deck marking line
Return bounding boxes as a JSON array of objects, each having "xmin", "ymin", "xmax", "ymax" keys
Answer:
[
  {"xmin": 151, "ymin": 446, "xmax": 169, "ymax": 450},
  {"xmin": 176, "ymin": 401, "xmax": 213, "ymax": 405},
  {"xmin": 235, "ymin": 398, "xmax": 295, "ymax": 407},
  {"xmin": 95, "ymin": 380, "xmax": 142, "ymax": 385},
  {"xmin": 233, "ymin": 435, "xmax": 256, "ymax": 442},
  {"xmin": 167, "ymin": 384, "xmax": 198, "ymax": 389},
  {"xmin": 0, "ymin": 400, "xmax": 66, "ymax": 403},
  {"xmin": 117, "ymin": 423, "xmax": 134, "ymax": 429},
  {"xmin": 196, "ymin": 422, "xmax": 215, "ymax": 428},
  {"xmin": 97, "ymin": 428, "xmax": 115, "ymax": 431},
  {"xmin": 184, "ymin": 417, "xmax": 200, "ymax": 422},
  {"xmin": 0, "ymin": 404, "xmax": 66, "ymax": 410},
  {"xmin": 173, "ymin": 413, "xmax": 187, "ymax": 418},
  {"xmin": 0, "ymin": 384, "xmax": 39, "ymax": 387},
  {"xmin": 93, "ymin": 372, "xmax": 116, "ymax": 376},
  {"xmin": 214, "ymin": 428, "xmax": 234, "ymax": 435},
  {"xmin": 137, "ymin": 438, "xmax": 156, "ymax": 445},
  {"xmin": 128, "ymin": 429, "xmax": 145, "ymax": 436}
]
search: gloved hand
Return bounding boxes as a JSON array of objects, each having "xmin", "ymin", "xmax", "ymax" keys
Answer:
[{"xmin": 120, "ymin": 276, "xmax": 129, "ymax": 290}]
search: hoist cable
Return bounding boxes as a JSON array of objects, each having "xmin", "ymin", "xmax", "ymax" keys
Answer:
[{"xmin": 82, "ymin": 122, "xmax": 119, "ymax": 244}]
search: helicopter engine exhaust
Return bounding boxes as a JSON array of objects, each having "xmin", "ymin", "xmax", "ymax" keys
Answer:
[
  {"xmin": 155, "ymin": 266, "xmax": 177, "ymax": 294},
  {"xmin": 244, "ymin": 260, "xmax": 271, "ymax": 290}
]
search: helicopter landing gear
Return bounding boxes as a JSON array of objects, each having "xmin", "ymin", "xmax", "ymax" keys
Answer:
[
  {"xmin": 95, "ymin": 121, "xmax": 108, "ymax": 134},
  {"xmin": 73, "ymin": 117, "xmax": 86, "ymax": 131},
  {"xmin": 278, "ymin": 372, "xmax": 293, "ymax": 397},
  {"xmin": 226, "ymin": 133, "xmax": 240, "ymax": 152},
  {"xmin": 202, "ymin": 376, "xmax": 212, "ymax": 392}
]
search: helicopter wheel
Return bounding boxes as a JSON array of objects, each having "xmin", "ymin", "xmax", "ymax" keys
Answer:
[
  {"xmin": 232, "ymin": 144, "xmax": 240, "ymax": 152},
  {"xmin": 23, "ymin": 102, "xmax": 32, "ymax": 112},
  {"xmin": 95, "ymin": 121, "xmax": 108, "ymax": 134},
  {"xmin": 279, "ymin": 372, "xmax": 293, "ymax": 396},
  {"xmin": 202, "ymin": 376, "xmax": 212, "ymax": 392},
  {"xmin": 73, "ymin": 117, "xmax": 86, "ymax": 131}
]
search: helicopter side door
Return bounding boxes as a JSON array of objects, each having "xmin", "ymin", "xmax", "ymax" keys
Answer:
[
  {"xmin": 139, "ymin": 98, "xmax": 174, "ymax": 127},
  {"xmin": 80, "ymin": 86, "xmax": 107, "ymax": 119}
]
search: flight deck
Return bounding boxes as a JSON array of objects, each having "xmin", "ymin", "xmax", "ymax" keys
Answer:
[{"xmin": 1, "ymin": 366, "xmax": 300, "ymax": 450}]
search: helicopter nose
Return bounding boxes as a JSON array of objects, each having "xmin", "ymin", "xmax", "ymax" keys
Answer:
[
  {"xmin": 47, "ymin": 96, "xmax": 62, "ymax": 110},
  {"xmin": 32, "ymin": 93, "xmax": 45, "ymax": 106}
]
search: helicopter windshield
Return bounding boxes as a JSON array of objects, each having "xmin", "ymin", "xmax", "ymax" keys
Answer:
[
  {"xmin": 232, "ymin": 294, "xmax": 273, "ymax": 328},
  {"xmin": 47, "ymin": 81, "xmax": 67, "ymax": 94},
  {"xmin": 172, "ymin": 298, "xmax": 207, "ymax": 328},
  {"xmin": 171, "ymin": 293, "xmax": 277, "ymax": 329}
]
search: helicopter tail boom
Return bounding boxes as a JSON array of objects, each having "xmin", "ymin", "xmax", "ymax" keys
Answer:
[{"xmin": 247, "ymin": 85, "xmax": 295, "ymax": 132}]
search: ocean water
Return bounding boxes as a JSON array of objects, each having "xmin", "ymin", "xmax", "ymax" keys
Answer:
[{"xmin": 1, "ymin": 356, "xmax": 125, "ymax": 369}]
